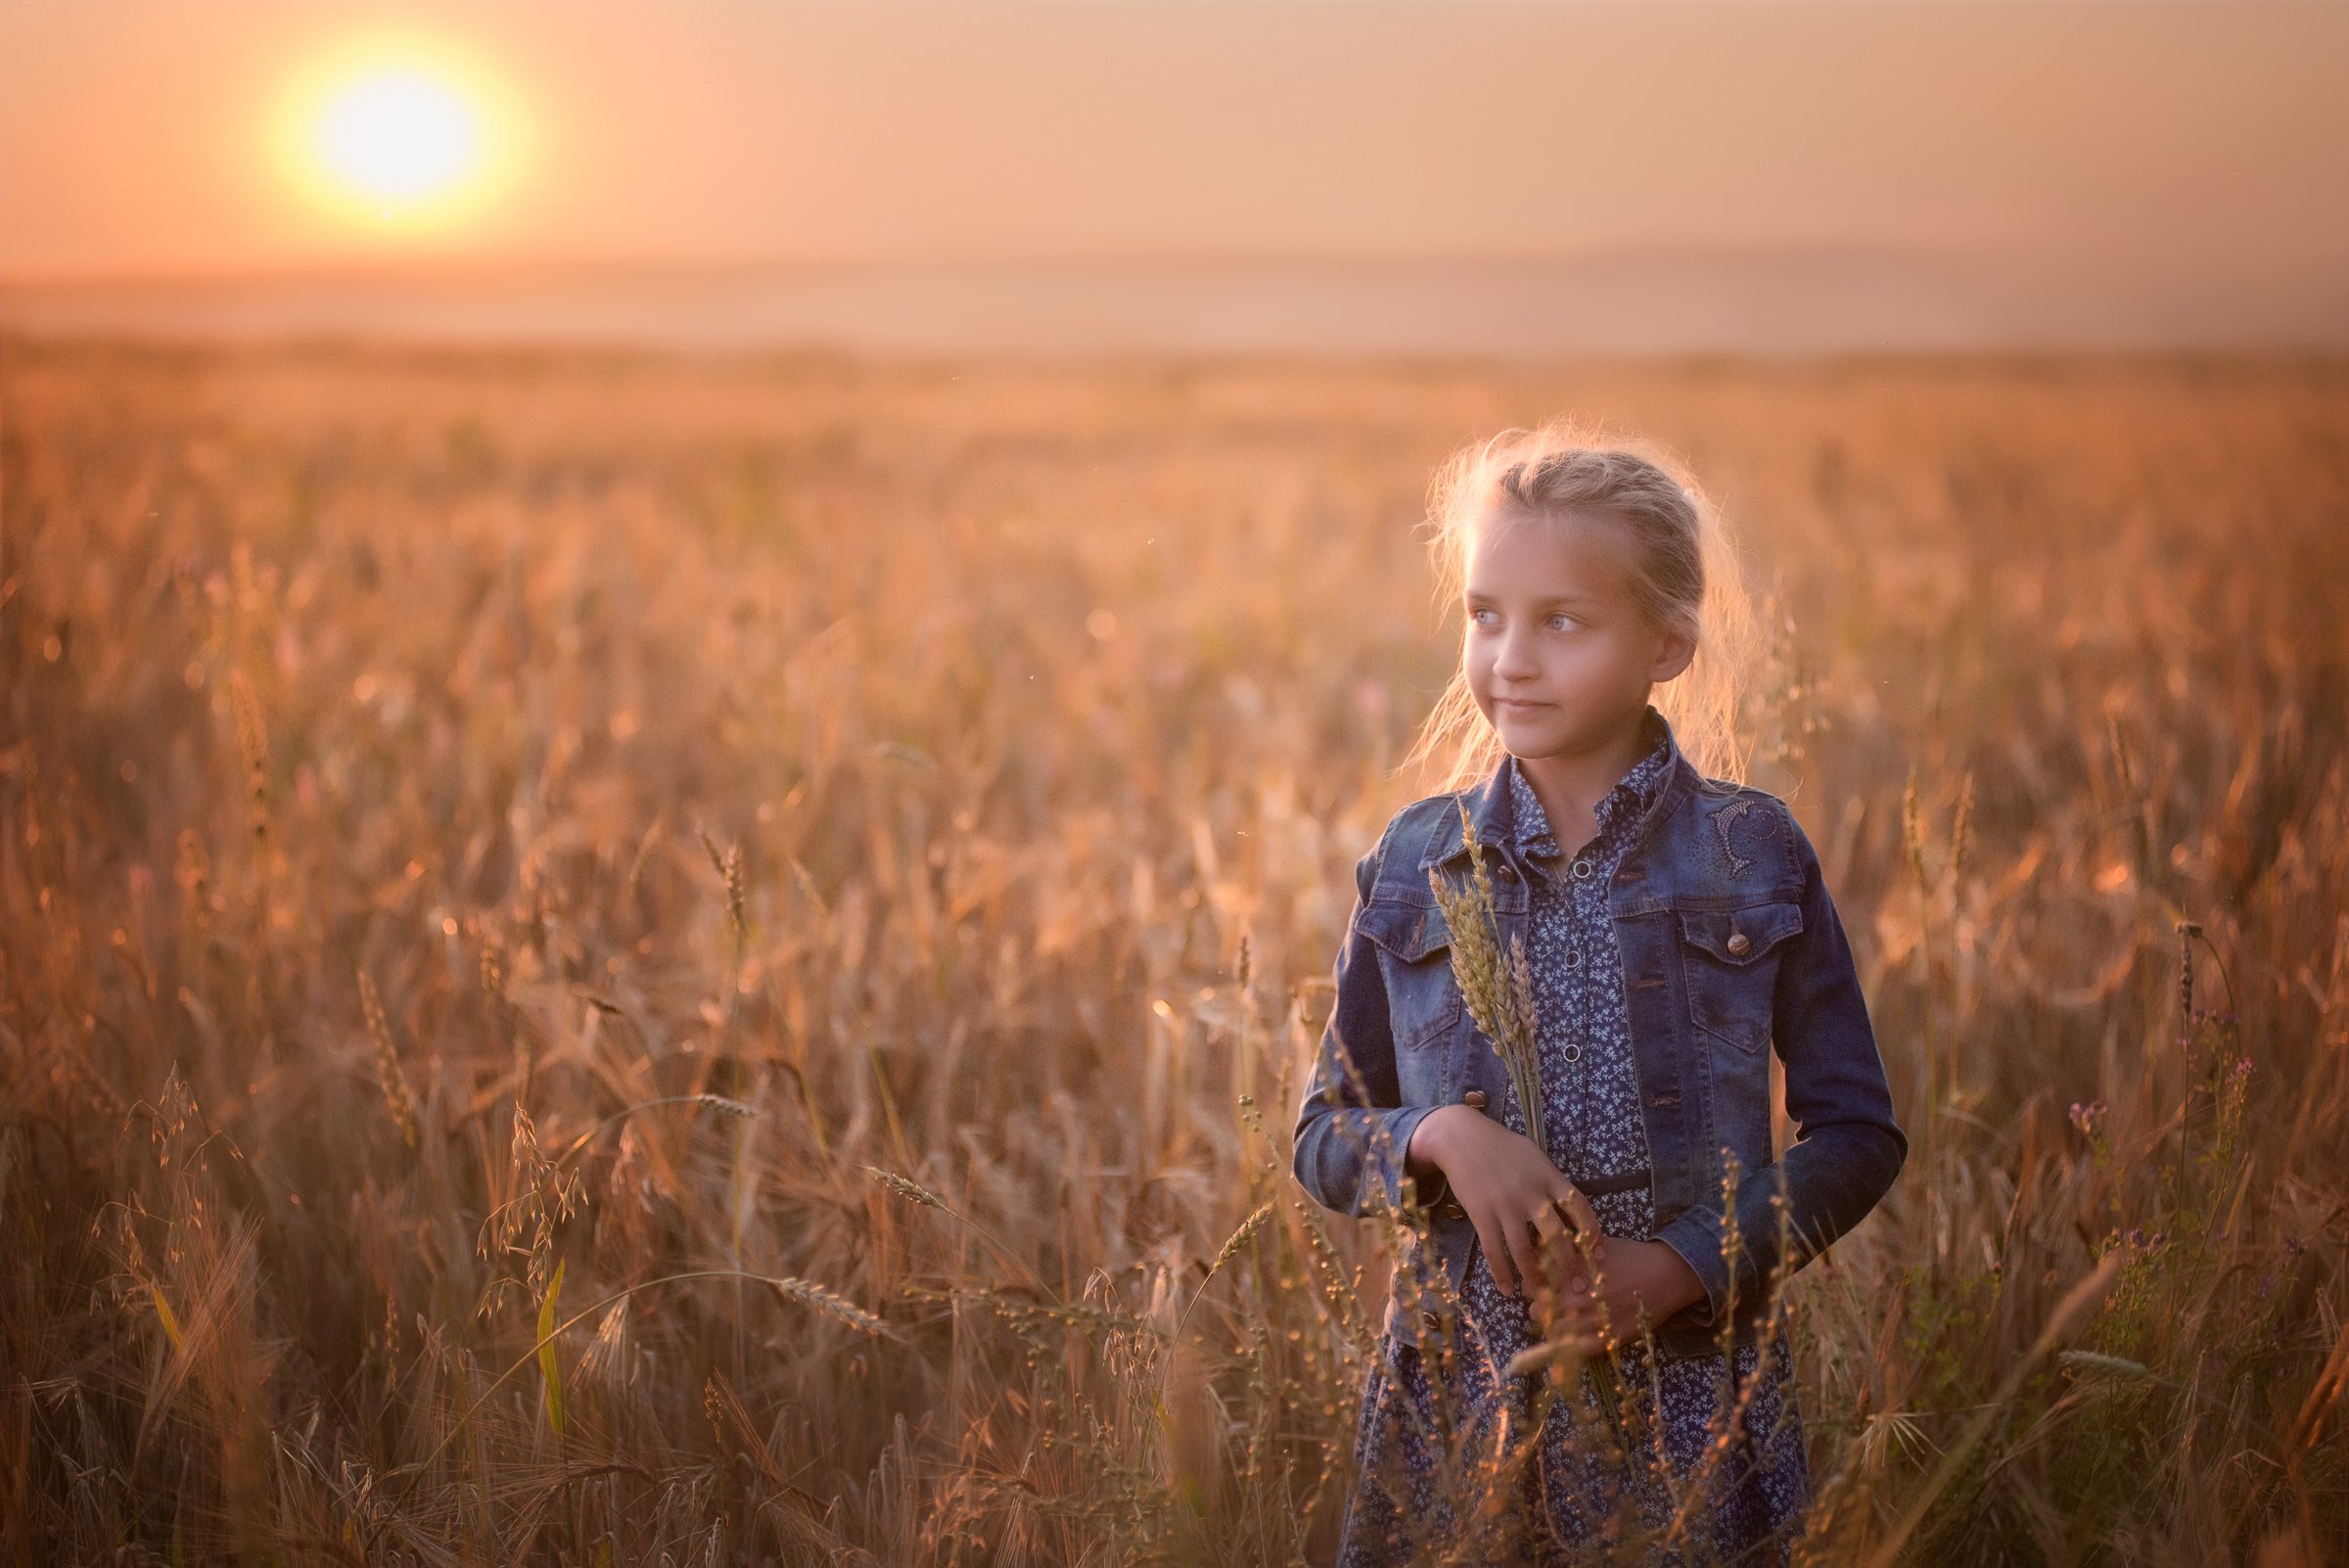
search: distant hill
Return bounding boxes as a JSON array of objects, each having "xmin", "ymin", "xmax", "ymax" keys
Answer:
[{"xmin": 5, "ymin": 250, "xmax": 2345, "ymax": 356}]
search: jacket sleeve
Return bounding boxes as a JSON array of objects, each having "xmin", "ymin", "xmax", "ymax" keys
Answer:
[
  {"xmin": 1289, "ymin": 817, "xmax": 1447, "ymax": 1219},
  {"xmin": 1654, "ymin": 806, "xmax": 1907, "ymax": 1325}
]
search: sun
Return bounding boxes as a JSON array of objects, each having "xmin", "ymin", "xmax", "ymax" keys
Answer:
[
  {"xmin": 278, "ymin": 36, "xmax": 523, "ymax": 229},
  {"xmin": 317, "ymin": 69, "xmax": 483, "ymax": 205}
]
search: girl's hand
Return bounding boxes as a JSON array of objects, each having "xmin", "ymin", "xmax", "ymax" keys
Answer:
[
  {"xmin": 1539, "ymin": 1237, "xmax": 1708, "ymax": 1355},
  {"xmin": 1405, "ymin": 1104, "xmax": 1605, "ymax": 1302}
]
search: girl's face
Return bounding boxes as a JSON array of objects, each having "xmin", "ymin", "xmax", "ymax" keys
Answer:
[{"xmin": 1461, "ymin": 506, "xmax": 1695, "ymax": 761}]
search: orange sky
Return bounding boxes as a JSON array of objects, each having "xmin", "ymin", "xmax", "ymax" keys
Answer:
[{"xmin": 3, "ymin": 0, "xmax": 2344, "ymax": 285}]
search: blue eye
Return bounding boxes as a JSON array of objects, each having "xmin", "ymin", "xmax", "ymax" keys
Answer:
[{"xmin": 1547, "ymin": 614, "xmax": 1579, "ymax": 631}]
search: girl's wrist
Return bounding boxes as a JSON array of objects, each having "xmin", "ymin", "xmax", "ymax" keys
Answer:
[
  {"xmin": 1651, "ymin": 1240, "xmax": 1709, "ymax": 1317},
  {"xmin": 1405, "ymin": 1103, "xmax": 1470, "ymax": 1177}
]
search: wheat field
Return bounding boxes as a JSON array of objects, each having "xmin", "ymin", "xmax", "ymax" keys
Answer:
[{"xmin": 2, "ymin": 339, "xmax": 2344, "ymax": 1565}]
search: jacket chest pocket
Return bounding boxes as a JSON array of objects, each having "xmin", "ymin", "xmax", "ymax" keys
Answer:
[
  {"xmin": 1358, "ymin": 900, "xmax": 1464, "ymax": 1055},
  {"xmin": 1677, "ymin": 900, "xmax": 1803, "ymax": 1054}
]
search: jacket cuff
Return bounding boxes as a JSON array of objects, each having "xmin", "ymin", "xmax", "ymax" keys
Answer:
[
  {"xmin": 1382, "ymin": 1102, "xmax": 1443, "ymax": 1213},
  {"xmin": 1652, "ymin": 1206, "xmax": 1733, "ymax": 1327}
]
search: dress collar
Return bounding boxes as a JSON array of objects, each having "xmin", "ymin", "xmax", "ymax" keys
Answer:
[
  {"xmin": 1416, "ymin": 701, "xmax": 1693, "ymax": 874},
  {"xmin": 1507, "ymin": 707, "xmax": 1675, "ymax": 856}
]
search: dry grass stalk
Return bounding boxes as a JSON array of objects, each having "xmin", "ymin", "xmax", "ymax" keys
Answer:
[
  {"xmin": 1426, "ymin": 798, "xmax": 1629, "ymax": 1422},
  {"xmin": 356, "ymin": 967, "xmax": 422, "ymax": 1150},
  {"xmin": 1424, "ymin": 799, "xmax": 1547, "ymax": 1158},
  {"xmin": 6, "ymin": 345, "xmax": 2345, "ymax": 1563}
]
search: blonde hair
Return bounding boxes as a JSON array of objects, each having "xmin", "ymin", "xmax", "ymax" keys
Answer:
[{"xmin": 1398, "ymin": 417, "xmax": 1763, "ymax": 793}]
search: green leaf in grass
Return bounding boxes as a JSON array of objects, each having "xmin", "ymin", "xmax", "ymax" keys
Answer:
[{"xmin": 537, "ymin": 1258, "xmax": 567, "ymax": 1437}]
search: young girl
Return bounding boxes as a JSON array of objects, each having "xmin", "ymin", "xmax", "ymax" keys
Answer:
[{"xmin": 1291, "ymin": 426, "xmax": 1906, "ymax": 1566}]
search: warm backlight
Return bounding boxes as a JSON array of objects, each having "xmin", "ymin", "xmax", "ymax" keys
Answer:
[
  {"xmin": 317, "ymin": 69, "xmax": 482, "ymax": 204},
  {"xmin": 279, "ymin": 37, "xmax": 522, "ymax": 229}
]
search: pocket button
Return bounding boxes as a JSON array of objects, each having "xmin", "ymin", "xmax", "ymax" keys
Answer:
[
  {"xmin": 1462, "ymin": 1089, "xmax": 1488, "ymax": 1110},
  {"xmin": 1727, "ymin": 930, "xmax": 1751, "ymax": 957}
]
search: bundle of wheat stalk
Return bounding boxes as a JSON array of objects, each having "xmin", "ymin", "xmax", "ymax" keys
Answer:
[{"xmin": 1425, "ymin": 799, "xmax": 1627, "ymax": 1410}]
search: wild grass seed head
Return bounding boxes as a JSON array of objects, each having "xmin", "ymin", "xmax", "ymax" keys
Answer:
[
  {"xmin": 356, "ymin": 969, "xmax": 421, "ymax": 1151},
  {"xmin": 1427, "ymin": 798, "xmax": 1546, "ymax": 1154}
]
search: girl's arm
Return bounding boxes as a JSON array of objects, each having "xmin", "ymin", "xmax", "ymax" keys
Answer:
[
  {"xmin": 1290, "ymin": 824, "xmax": 1446, "ymax": 1219},
  {"xmin": 1652, "ymin": 809, "xmax": 1909, "ymax": 1326}
]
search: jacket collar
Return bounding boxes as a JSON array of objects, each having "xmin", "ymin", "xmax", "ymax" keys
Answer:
[{"xmin": 1418, "ymin": 703, "xmax": 1695, "ymax": 873}]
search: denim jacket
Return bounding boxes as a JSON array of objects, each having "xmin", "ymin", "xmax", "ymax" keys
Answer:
[{"xmin": 1290, "ymin": 714, "xmax": 1906, "ymax": 1361}]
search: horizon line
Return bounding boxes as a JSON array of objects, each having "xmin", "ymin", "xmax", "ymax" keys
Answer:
[{"xmin": 0, "ymin": 239, "xmax": 2065, "ymax": 292}]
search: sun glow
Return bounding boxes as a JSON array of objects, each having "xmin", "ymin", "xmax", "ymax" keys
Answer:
[
  {"xmin": 279, "ymin": 37, "xmax": 524, "ymax": 230},
  {"xmin": 319, "ymin": 70, "xmax": 480, "ymax": 203}
]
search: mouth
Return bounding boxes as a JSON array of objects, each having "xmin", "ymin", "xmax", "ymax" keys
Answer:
[{"xmin": 1494, "ymin": 698, "xmax": 1552, "ymax": 714}]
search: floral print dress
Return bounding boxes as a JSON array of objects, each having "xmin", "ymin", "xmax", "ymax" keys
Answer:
[{"xmin": 1336, "ymin": 717, "xmax": 1811, "ymax": 1567}]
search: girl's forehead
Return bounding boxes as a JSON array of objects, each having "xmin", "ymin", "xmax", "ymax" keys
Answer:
[{"xmin": 1465, "ymin": 505, "xmax": 1637, "ymax": 596}]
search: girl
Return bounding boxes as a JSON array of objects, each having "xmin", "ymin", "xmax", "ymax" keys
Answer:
[{"xmin": 1291, "ymin": 426, "xmax": 1906, "ymax": 1566}]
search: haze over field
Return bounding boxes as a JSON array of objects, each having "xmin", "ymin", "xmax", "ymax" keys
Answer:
[{"xmin": 4, "ymin": 0, "xmax": 2345, "ymax": 353}]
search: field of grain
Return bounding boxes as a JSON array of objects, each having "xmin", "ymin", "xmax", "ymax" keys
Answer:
[{"xmin": 3, "ymin": 340, "xmax": 2344, "ymax": 1564}]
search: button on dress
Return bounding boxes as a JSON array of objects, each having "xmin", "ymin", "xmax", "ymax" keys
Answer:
[{"xmin": 1336, "ymin": 716, "xmax": 1810, "ymax": 1567}]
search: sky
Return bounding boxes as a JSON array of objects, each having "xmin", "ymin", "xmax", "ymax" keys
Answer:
[{"xmin": 3, "ymin": 0, "xmax": 2344, "ymax": 280}]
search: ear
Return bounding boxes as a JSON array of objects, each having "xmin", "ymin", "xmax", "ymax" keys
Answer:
[{"xmin": 1648, "ymin": 623, "xmax": 1697, "ymax": 683}]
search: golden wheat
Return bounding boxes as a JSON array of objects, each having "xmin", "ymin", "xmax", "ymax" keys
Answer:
[{"xmin": 2, "ymin": 339, "xmax": 2341, "ymax": 1565}]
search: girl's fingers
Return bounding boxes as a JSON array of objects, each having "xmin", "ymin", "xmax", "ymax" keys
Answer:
[
  {"xmin": 1527, "ymin": 1200, "xmax": 1573, "ymax": 1297},
  {"xmin": 1503, "ymin": 1212, "xmax": 1551, "ymax": 1304},
  {"xmin": 1474, "ymin": 1216, "xmax": 1520, "ymax": 1299},
  {"xmin": 1548, "ymin": 1181, "xmax": 1605, "ymax": 1266},
  {"xmin": 1547, "ymin": 1280, "xmax": 1598, "ymax": 1326}
]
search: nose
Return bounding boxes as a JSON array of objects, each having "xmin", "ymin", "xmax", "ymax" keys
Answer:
[{"xmin": 1493, "ymin": 623, "xmax": 1540, "ymax": 682}]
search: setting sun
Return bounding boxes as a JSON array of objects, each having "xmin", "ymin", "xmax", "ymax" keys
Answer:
[
  {"xmin": 277, "ymin": 36, "xmax": 523, "ymax": 229},
  {"xmin": 317, "ymin": 69, "xmax": 480, "ymax": 205}
]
